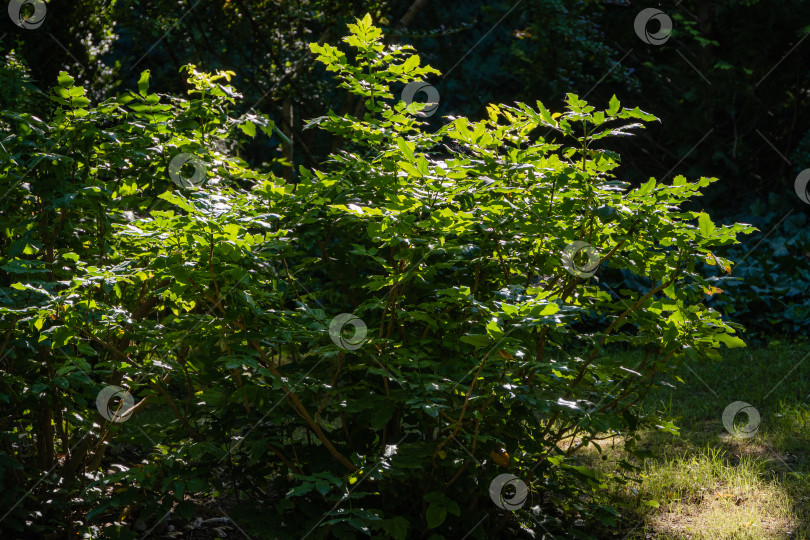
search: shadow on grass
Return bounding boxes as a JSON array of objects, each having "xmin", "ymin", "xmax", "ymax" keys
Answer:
[{"xmin": 578, "ymin": 341, "xmax": 810, "ymax": 539}]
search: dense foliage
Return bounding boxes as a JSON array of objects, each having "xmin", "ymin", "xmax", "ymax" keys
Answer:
[
  {"xmin": 0, "ymin": 15, "xmax": 758, "ymax": 538},
  {"xmin": 5, "ymin": 1, "xmax": 805, "ymax": 341},
  {"xmin": 709, "ymin": 198, "xmax": 810, "ymax": 336}
]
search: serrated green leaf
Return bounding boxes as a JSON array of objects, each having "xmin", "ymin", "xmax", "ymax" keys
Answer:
[
  {"xmin": 460, "ymin": 334, "xmax": 489, "ymax": 347},
  {"xmin": 137, "ymin": 70, "xmax": 151, "ymax": 97},
  {"xmin": 426, "ymin": 503, "xmax": 447, "ymax": 529}
]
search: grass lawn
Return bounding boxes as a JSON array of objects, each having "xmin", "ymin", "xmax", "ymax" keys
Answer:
[{"xmin": 575, "ymin": 340, "xmax": 810, "ymax": 539}]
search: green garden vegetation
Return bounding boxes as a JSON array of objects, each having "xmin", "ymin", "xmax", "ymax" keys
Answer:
[{"xmin": 0, "ymin": 13, "xmax": 778, "ymax": 540}]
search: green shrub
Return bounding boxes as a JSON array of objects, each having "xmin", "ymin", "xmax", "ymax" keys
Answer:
[
  {"xmin": 0, "ymin": 15, "xmax": 755, "ymax": 539},
  {"xmin": 708, "ymin": 195, "xmax": 810, "ymax": 337}
]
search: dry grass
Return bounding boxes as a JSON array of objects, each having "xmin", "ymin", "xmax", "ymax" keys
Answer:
[{"xmin": 568, "ymin": 342, "xmax": 810, "ymax": 539}]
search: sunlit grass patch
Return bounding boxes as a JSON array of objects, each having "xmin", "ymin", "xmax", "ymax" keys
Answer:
[
  {"xmin": 569, "ymin": 342, "xmax": 810, "ymax": 538},
  {"xmin": 634, "ymin": 449, "xmax": 796, "ymax": 539}
]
